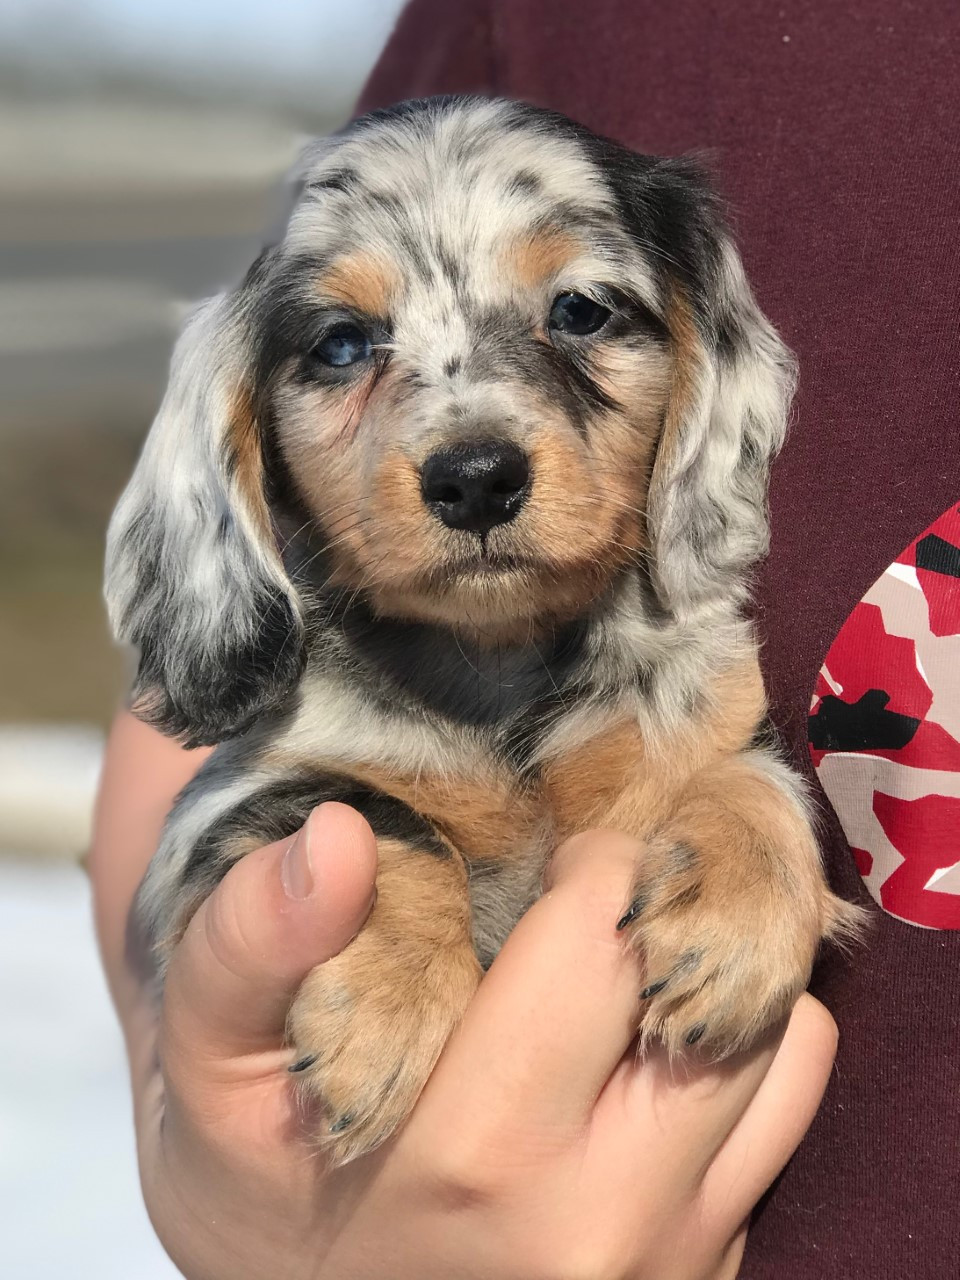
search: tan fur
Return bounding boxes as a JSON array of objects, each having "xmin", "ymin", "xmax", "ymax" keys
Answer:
[
  {"xmin": 544, "ymin": 655, "xmax": 766, "ymax": 838},
  {"xmin": 300, "ymin": 445, "xmax": 438, "ymax": 596},
  {"xmin": 317, "ymin": 252, "xmax": 400, "ymax": 317},
  {"xmin": 649, "ymin": 282, "xmax": 703, "ymax": 491},
  {"xmin": 288, "ymin": 840, "xmax": 482, "ymax": 1164},
  {"xmin": 501, "ymin": 226, "xmax": 582, "ymax": 290},
  {"xmin": 276, "ymin": 274, "xmax": 675, "ymax": 639},
  {"xmin": 274, "ymin": 384, "xmax": 399, "ymax": 586},
  {"xmin": 351, "ymin": 419, "xmax": 668, "ymax": 635},
  {"xmin": 258, "ymin": 742, "xmax": 543, "ymax": 866},
  {"xmin": 350, "ymin": 761, "xmax": 541, "ymax": 864},
  {"xmin": 368, "ymin": 449, "xmax": 446, "ymax": 579},
  {"xmin": 272, "ymin": 654, "xmax": 765, "ymax": 865},
  {"xmin": 112, "ymin": 99, "xmax": 843, "ymax": 1170},
  {"xmin": 620, "ymin": 753, "xmax": 856, "ymax": 1057},
  {"xmin": 523, "ymin": 432, "xmax": 643, "ymax": 572},
  {"xmin": 226, "ymin": 383, "xmax": 272, "ymax": 539},
  {"xmin": 285, "ymin": 647, "xmax": 849, "ymax": 1149},
  {"xmin": 533, "ymin": 653, "xmax": 854, "ymax": 1053}
]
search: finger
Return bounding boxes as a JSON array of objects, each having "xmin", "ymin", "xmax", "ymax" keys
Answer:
[
  {"xmin": 160, "ymin": 802, "xmax": 378, "ymax": 1106},
  {"xmin": 714, "ymin": 1224, "xmax": 750, "ymax": 1280},
  {"xmin": 88, "ymin": 711, "xmax": 211, "ymax": 1029},
  {"xmin": 602, "ymin": 1018, "xmax": 787, "ymax": 1189},
  {"xmin": 424, "ymin": 829, "xmax": 645, "ymax": 1134},
  {"xmin": 701, "ymin": 995, "xmax": 838, "ymax": 1232}
]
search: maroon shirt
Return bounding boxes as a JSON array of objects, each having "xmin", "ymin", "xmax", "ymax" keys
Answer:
[{"xmin": 359, "ymin": 5, "xmax": 960, "ymax": 1276}]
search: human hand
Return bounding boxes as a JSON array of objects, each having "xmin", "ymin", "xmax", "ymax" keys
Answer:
[{"xmin": 90, "ymin": 713, "xmax": 837, "ymax": 1280}]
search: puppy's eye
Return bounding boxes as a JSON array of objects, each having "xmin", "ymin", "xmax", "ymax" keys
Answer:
[
  {"xmin": 312, "ymin": 323, "xmax": 372, "ymax": 367},
  {"xmin": 548, "ymin": 292, "xmax": 611, "ymax": 336}
]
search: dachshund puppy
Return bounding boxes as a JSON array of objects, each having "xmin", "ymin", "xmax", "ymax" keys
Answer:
[{"xmin": 105, "ymin": 96, "xmax": 859, "ymax": 1163}]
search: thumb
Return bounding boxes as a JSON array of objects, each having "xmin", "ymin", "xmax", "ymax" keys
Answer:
[{"xmin": 161, "ymin": 802, "xmax": 378, "ymax": 1082}]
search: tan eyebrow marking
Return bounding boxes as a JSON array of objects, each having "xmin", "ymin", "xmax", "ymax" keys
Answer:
[
  {"xmin": 226, "ymin": 382, "xmax": 271, "ymax": 539},
  {"xmin": 501, "ymin": 227, "xmax": 582, "ymax": 289},
  {"xmin": 317, "ymin": 252, "xmax": 401, "ymax": 316},
  {"xmin": 652, "ymin": 282, "xmax": 702, "ymax": 479}
]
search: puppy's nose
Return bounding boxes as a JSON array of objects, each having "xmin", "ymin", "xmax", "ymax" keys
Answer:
[{"xmin": 420, "ymin": 440, "xmax": 531, "ymax": 533}]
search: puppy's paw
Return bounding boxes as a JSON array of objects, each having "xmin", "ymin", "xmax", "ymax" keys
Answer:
[
  {"xmin": 617, "ymin": 838, "xmax": 836, "ymax": 1058},
  {"xmin": 287, "ymin": 919, "xmax": 481, "ymax": 1165}
]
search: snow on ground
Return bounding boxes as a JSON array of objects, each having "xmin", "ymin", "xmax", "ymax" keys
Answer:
[
  {"xmin": 0, "ymin": 725, "xmax": 104, "ymax": 858},
  {"xmin": 0, "ymin": 857, "xmax": 181, "ymax": 1279}
]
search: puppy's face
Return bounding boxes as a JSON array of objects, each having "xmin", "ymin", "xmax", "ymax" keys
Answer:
[
  {"xmin": 256, "ymin": 101, "xmax": 674, "ymax": 634},
  {"xmin": 107, "ymin": 97, "xmax": 792, "ymax": 745}
]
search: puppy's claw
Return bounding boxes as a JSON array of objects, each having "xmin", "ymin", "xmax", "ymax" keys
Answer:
[
  {"xmin": 617, "ymin": 900, "xmax": 643, "ymax": 931},
  {"xmin": 685, "ymin": 1023, "xmax": 706, "ymax": 1046},
  {"xmin": 641, "ymin": 978, "xmax": 669, "ymax": 999},
  {"xmin": 288, "ymin": 921, "xmax": 483, "ymax": 1163},
  {"xmin": 288, "ymin": 1053, "xmax": 319, "ymax": 1074}
]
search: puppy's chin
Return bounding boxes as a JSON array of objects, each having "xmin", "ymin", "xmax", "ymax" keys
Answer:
[{"xmin": 361, "ymin": 551, "xmax": 619, "ymax": 640}]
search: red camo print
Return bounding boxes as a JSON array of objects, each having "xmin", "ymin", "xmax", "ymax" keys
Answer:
[
  {"xmin": 874, "ymin": 792, "xmax": 960, "ymax": 929},
  {"xmin": 809, "ymin": 503, "xmax": 960, "ymax": 929}
]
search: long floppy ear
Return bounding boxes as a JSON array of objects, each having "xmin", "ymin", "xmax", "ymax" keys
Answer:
[
  {"xmin": 641, "ymin": 163, "xmax": 796, "ymax": 613},
  {"xmin": 104, "ymin": 292, "xmax": 305, "ymax": 746}
]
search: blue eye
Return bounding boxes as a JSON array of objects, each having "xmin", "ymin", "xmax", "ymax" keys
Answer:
[
  {"xmin": 548, "ymin": 292, "xmax": 611, "ymax": 336},
  {"xmin": 312, "ymin": 323, "xmax": 372, "ymax": 367}
]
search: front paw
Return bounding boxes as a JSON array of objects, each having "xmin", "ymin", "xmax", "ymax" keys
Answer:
[
  {"xmin": 617, "ymin": 840, "xmax": 828, "ymax": 1058},
  {"xmin": 287, "ymin": 920, "xmax": 481, "ymax": 1164}
]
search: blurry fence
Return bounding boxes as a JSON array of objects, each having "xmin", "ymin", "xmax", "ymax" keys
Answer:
[{"xmin": 0, "ymin": 74, "xmax": 334, "ymax": 855}]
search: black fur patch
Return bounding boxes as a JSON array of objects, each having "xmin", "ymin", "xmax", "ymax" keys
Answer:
[
  {"xmin": 458, "ymin": 304, "xmax": 619, "ymax": 439},
  {"xmin": 130, "ymin": 593, "xmax": 304, "ymax": 748},
  {"xmin": 181, "ymin": 772, "xmax": 449, "ymax": 894},
  {"xmin": 436, "ymin": 237, "xmax": 465, "ymax": 289},
  {"xmin": 499, "ymin": 100, "xmax": 726, "ymax": 334},
  {"xmin": 335, "ymin": 597, "xmax": 587, "ymax": 732},
  {"xmin": 748, "ymin": 714, "xmax": 782, "ymax": 754},
  {"xmin": 498, "ymin": 680, "xmax": 600, "ymax": 772},
  {"xmin": 508, "ymin": 169, "xmax": 544, "ymax": 198},
  {"xmin": 120, "ymin": 504, "xmax": 306, "ymax": 748},
  {"xmin": 308, "ymin": 168, "xmax": 361, "ymax": 196}
]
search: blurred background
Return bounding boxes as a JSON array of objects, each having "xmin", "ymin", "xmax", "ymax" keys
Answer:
[{"xmin": 0, "ymin": 2, "xmax": 405, "ymax": 1274}]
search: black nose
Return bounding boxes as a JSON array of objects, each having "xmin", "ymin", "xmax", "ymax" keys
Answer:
[{"xmin": 420, "ymin": 440, "xmax": 531, "ymax": 534}]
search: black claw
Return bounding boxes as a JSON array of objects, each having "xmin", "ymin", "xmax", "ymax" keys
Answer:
[
  {"xmin": 617, "ymin": 900, "xmax": 643, "ymax": 931},
  {"xmin": 641, "ymin": 978, "xmax": 669, "ymax": 999},
  {"xmin": 288, "ymin": 1054, "xmax": 319, "ymax": 1074},
  {"xmin": 685, "ymin": 1023, "xmax": 706, "ymax": 1046},
  {"xmin": 329, "ymin": 1113, "xmax": 355, "ymax": 1134}
]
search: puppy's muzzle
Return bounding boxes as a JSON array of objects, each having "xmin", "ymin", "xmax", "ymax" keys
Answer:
[{"xmin": 420, "ymin": 439, "xmax": 531, "ymax": 534}]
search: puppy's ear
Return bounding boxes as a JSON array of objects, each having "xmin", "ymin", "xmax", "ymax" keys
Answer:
[
  {"xmin": 639, "ymin": 161, "xmax": 796, "ymax": 612},
  {"xmin": 104, "ymin": 292, "xmax": 305, "ymax": 746}
]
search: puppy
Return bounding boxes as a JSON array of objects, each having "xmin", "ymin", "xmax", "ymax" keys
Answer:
[{"xmin": 105, "ymin": 96, "xmax": 858, "ymax": 1163}]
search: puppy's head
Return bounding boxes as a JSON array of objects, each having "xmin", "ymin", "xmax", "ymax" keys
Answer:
[{"xmin": 106, "ymin": 97, "xmax": 793, "ymax": 745}]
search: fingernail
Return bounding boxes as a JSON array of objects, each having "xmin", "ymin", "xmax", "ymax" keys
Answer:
[
  {"xmin": 281, "ymin": 815, "xmax": 315, "ymax": 900},
  {"xmin": 617, "ymin": 899, "xmax": 643, "ymax": 931}
]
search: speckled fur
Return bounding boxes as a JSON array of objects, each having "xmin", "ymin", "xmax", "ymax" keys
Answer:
[{"xmin": 105, "ymin": 97, "xmax": 861, "ymax": 1163}]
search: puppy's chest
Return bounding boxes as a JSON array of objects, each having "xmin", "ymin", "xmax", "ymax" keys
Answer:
[
  {"xmin": 349, "ymin": 714, "xmax": 674, "ymax": 868},
  {"xmin": 321, "ymin": 609, "xmax": 694, "ymax": 847}
]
